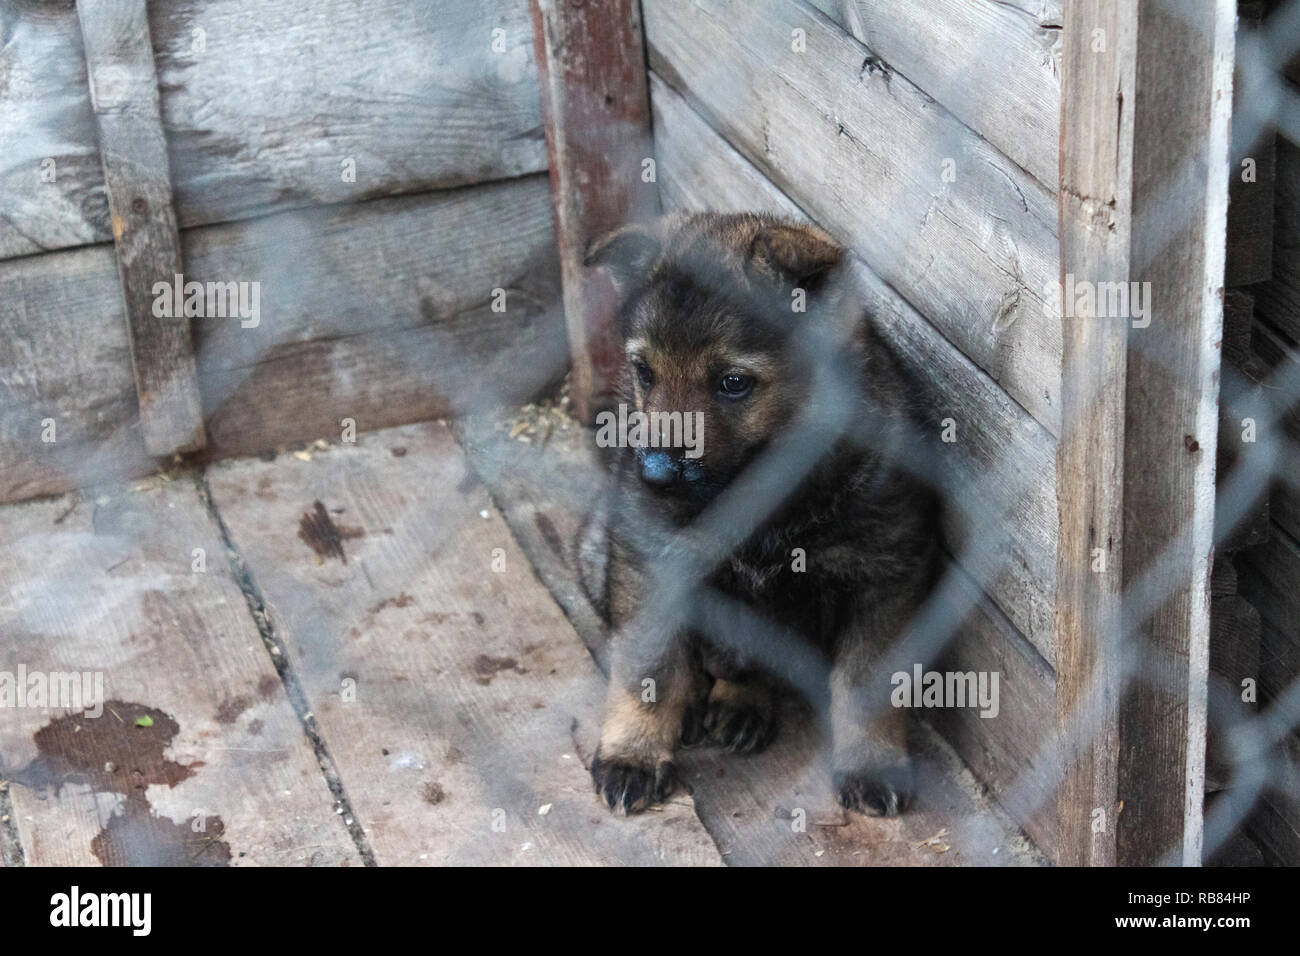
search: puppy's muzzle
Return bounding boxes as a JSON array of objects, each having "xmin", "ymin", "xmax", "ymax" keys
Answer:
[{"xmin": 637, "ymin": 449, "xmax": 704, "ymax": 493}]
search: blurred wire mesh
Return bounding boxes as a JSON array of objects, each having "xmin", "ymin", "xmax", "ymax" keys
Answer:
[{"xmin": 1, "ymin": 0, "xmax": 1298, "ymax": 866}]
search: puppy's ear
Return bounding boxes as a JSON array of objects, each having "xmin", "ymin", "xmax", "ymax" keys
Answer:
[
  {"xmin": 745, "ymin": 223, "xmax": 843, "ymax": 295},
  {"xmin": 584, "ymin": 222, "xmax": 663, "ymax": 292}
]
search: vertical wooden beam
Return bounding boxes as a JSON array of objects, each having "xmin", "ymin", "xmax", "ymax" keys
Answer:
[
  {"xmin": 1057, "ymin": 0, "xmax": 1234, "ymax": 865},
  {"xmin": 78, "ymin": 0, "xmax": 205, "ymax": 456},
  {"xmin": 1055, "ymin": 0, "xmax": 1136, "ymax": 868},
  {"xmin": 1121, "ymin": 0, "xmax": 1234, "ymax": 867},
  {"xmin": 531, "ymin": 0, "xmax": 659, "ymax": 423}
]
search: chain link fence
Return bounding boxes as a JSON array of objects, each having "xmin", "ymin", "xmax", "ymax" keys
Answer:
[{"xmin": 0, "ymin": 0, "xmax": 1297, "ymax": 866}]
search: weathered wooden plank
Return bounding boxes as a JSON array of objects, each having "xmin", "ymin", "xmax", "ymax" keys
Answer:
[
  {"xmin": 196, "ymin": 179, "xmax": 567, "ymax": 455},
  {"xmin": 455, "ymin": 415, "xmax": 1049, "ymax": 864},
  {"xmin": 806, "ymin": 0, "xmax": 1061, "ymax": 189},
  {"xmin": 1215, "ymin": 327, "xmax": 1272, "ymax": 553},
  {"xmin": 531, "ymin": 0, "xmax": 658, "ymax": 421},
  {"xmin": 1255, "ymin": 138, "xmax": 1300, "ymax": 343},
  {"xmin": 0, "ymin": 0, "xmax": 547, "ymax": 260},
  {"xmin": 651, "ymin": 73, "xmax": 1058, "ymax": 663},
  {"xmin": 1212, "ymin": 676, "xmax": 1299, "ymax": 866},
  {"xmin": 926, "ymin": 572, "xmax": 1059, "ymax": 860},
  {"xmin": 1215, "ymin": 308, "xmax": 1275, "ymax": 556},
  {"xmin": 151, "ymin": 0, "xmax": 546, "ymax": 228},
  {"xmin": 1223, "ymin": 288, "xmax": 1258, "ymax": 374},
  {"xmin": 0, "ymin": 176, "xmax": 564, "ymax": 503},
  {"xmin": 1246, "ymin": 793, "xmax": 1300, "ymax": 865},
  {"xmin": 1055, "ymin": 0, "xmax": 1125, "ymax": 867},
  {"xmin": 1273, "ymin": 472, "xmax": 1300, "ymax": 551},
  {"xmin": 0, "ymin": 0, "xmax": 107, "ymax": 259},
  {"xmin": 1225, "ymin": 3, "xmax": 1275, "ymax": 286},
  {"xmin": 1246, "ymin": 730, "xmax": 1300, "ymax": 866},
  {"xmin": 1259, "ymin": 612, "xmax": 1300, "ymax": 725},
  {"xmin": 643, "ymin": 0, "xmax": 1063, "ymax": 436},
  {"xmin": 1247, "ymin": 319, "xmax": 1300, "ymax": 544},
  {"xmin": 864, "ymin": 276, "xmax": 1058, "ymax": 664},
  {"xmin": 1203, "ymin": 800, "xmax": 1265, "ymax": 865},
  {"xmin": 77, "ymin": 0, "xmax": 205, "ymax": 456},
  {"xmin": 1237, "ymin": 527, "xmax": 1300, "ymax": 707},
  {"xmin": 187, "ymin": 176, "xmax": 562, "ymax": 372},
  {"xmin": 200, "ymin": 316, "xmax": 568, "ymax": 460},
  {"xmin": 207, "ymin": 422, "xmax": 723, "ymax": 865},
  {"xmin": 677, "ymin": 698, "xmax": 1048, "ymax": 865},
  {"xmin": 0, "ymin": 243, "xmax": 156, "ymax": 503},
  {"xmin": 1226, "ymin": 133, "xmax": 1276, "ymax": 286},
  {"xmin": 651, "ymin": 73, "xmax": 804, "ymax": 217},
  {"xmin": 1056, "ymin": 0, "xmax": 1234, "ymax": 866},
  {"xmin": 1205, "ymin": 582, "xmax": 1261, "ymax": 792},
  {"xmin": 451, "ymin": 413, "xmax": 615, "ymax": 672},
  {"xmin": 0, "ymin": 778, "xmax": 18, "ymax": 866},
  {"xmin": 0, "ymin": 479, "xmax": 360, "ymax": 865}
]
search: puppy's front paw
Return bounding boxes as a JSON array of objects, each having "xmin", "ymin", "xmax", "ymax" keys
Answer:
[
  {"xmin": 834, "ymin": 761, "xmax": 916, "ymax": 817},
  {"xmin": 704, "ymin": 696, "xmax": 776, "ymax": 754},
  {"xmin": 591, "ymin": 749, "xmax": 679, "ymax": 814},
  {"xmin": 679, "ymin": 698, "xmax": 707, "ymax": 747},
  {"xmin": 703, "ymin": 679, "xmax": 776, "ymax": 754}
]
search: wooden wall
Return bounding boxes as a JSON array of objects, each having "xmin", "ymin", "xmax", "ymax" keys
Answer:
[
  {"xmin": 1204, "ymin": 0, "xmax": 1300, "ymax": 864},
  {"xmin": 2, "ymin": 0, "xmax": 1258, "ymax": 865},
  {"xmin": 1234, "ymin": 136, "xmax": 1300, "ymax": 865},
  {"xmin": 642, "ymin": 0, "xmax": 1063, "ymax": 855},
  {"xmin": 0, "ymin": 0, "xmax": 565, "ymax": 502}
]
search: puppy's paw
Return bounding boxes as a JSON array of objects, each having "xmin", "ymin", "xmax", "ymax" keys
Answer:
[
  {"xmin": 704, "ymin": 694, "xmax": 776, "ymax": 754},
  {"xmin": 591, "ymin": 749, "xmax": 679, "ymax": 814},
  {"xmin": 834, "ymin": 761, "xmax": 916, "ymax": 817},
  {"xmin": 679, "ymin": 699, "xmax": 707, "ymax": 747}
]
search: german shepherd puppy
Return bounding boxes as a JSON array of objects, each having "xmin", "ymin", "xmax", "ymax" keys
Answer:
[{"xmin": 583, "ymin": 212, "xmax": 939, "ymax": 817}]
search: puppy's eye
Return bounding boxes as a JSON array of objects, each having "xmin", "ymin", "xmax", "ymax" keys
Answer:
[
  {"xmin": 632, "ymin": 359, "xmax": 654, "ymax": 389},
  {"xmin": 718, "ymin": 373, "xmax": 754, "ymax": 398}
]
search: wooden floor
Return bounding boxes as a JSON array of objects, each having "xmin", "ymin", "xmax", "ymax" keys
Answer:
[{"xmin": 0, "ymin": 419, "xmax": 1044, "ymax": 866}]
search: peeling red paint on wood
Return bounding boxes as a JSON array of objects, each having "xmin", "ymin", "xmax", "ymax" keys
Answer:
[{"xmin": 531, "ymin": 0, "xmax": 659, "ymax": 422}]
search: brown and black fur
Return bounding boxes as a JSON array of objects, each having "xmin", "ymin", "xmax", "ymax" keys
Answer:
[{"xmin": 583, "ymin": 212, "xmax": 940, "ymax": 817}]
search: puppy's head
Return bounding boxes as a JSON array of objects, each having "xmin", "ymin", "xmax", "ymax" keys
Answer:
[{"xmin": 585, "ymin": 213, "xmax": 849, "ymax": 516}]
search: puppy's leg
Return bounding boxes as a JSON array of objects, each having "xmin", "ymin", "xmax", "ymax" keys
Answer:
[
  {"xmin": 591, "ymin": 631, "xmax": 704, "ymax": 813},
  {"xmin": 591, "ymin": 536, "xmax": 707, "ymax": 813},
  {"xmin": 704, "ymin": 677, "xmax": 777, "ymax": 754},
  {"xmin": 829, "ymin": 595, "xmax": 919, "ymax": 817}
]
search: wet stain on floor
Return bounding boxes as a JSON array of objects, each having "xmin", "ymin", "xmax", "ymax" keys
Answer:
[
  {"xmin": 256, "ymin": 475, "xmax": 277, "ymax": 501},
  {"xmin": 298, "ymin": 500, "xmax": 349, "ymax": 563},
  {"xmin": 25, "ymin": 700, "xmax": 232, "ymax": 866},
  {"xmin": 422, "ymin": 782, "xmax": 447, "ymax": 805},
  {"xmin": 368, "ymin": 593, "xmax": 415, "ymax": 615},
  {"xmin": 215, "ymin": 695, "xmax": 251, "ymax": 725},
  {"xmin": 297, "ymin": 500, "xmax": 366, "ymax": 564},
  {"xmin": 471, "ymin": 654, "xmax": 524, "ymax": 685}
]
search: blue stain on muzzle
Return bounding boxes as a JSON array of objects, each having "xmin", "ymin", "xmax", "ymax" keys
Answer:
[
  {"xmin": 637, "ymin": 448, "xmax": 707, "ymax": 491},
  {"xmin": 638, "ymin": 450, "xmax": 678, "ymax": 487}
]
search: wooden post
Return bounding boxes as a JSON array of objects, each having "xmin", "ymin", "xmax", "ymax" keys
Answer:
[
  {"xmin": 78, "ymin": 0, "xmax": 205, "ymax": 456},
  {"xmin": 1055, "ymin": 0, "xmax": 1133, "ymax": 868},
  {"xmin": 1056, "ymin": 0, "xmax": 1234, "ymax": 865},
  {"xmin": 531, "ymin": 0, "xmax": 659, "ymax": 423}
]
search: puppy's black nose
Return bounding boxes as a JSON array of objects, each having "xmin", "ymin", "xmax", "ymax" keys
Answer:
[{"xmin": 639, "ymin": 451, "xmax": 678, "ymax": 488}]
